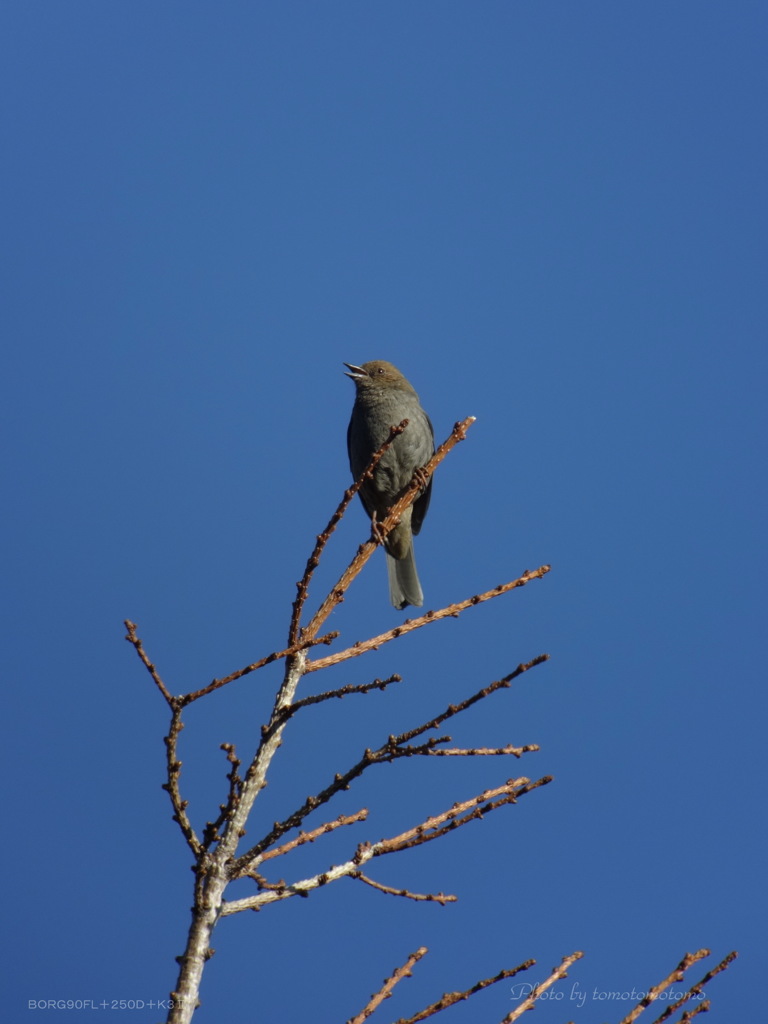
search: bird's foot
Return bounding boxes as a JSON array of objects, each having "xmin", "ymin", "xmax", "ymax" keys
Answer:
[
  {"xmin": 412, "ymin": 465, "xmax": 431, "ymax": 492},
  {"xmin": 370, "ymin": 511, "xmax": 388, "ymax": 547}
]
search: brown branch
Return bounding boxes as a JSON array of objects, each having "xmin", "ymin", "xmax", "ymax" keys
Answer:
[
  {"xmin": 619, "ymin": 950, "xmax": 738, "ymax": 1024},
  {"xmin": 124, "ymin": 620, "xmax": 175, "ymax": 706},
  {"xmin": 161, "ymin": 707, "xmax": 202, "ymax": 857},
  {"xmin": 124, "ymin": 618, "xmax": 339, "ymax": 706},
  {"xmin": 231, "ymin": 655, "xmax": 549, "ymax": 877},
  {"xmin": 502, "ymin": 952, "xmax": 584, "ymax": 1023},
  {"xmin": 347, "ymin": 947, "xmax": 428, "ymax": 1024},
  {"xmin": 202, "ymin": 743, "xmax": 243, "ymax": 849},
  {"xmin": 402, "ymin": 743, "xmax": 539, "ymax": 759},
  {"xmin": 255, "ymin": 675, "xmax": 403, "ymax": 752},
  {"xmin": 305, "ymin": 567, "xmax": 551, "ymax": 672},
  {"xmin": 369, "ymin": 777, "xmax": 552, "ymax": 858},
  {"xmin": 676, "ymin": 1004, "xmax": 710, "ymax": 1022},
  {"xmin": 222, "ymin": 776, "xmax": 552, "ymax": 915},
  {"xmin": 394, "ymin": 959, "xmax": 536, "ymax": 1024},
  {"xmin": 393, "ymin": 655, "xmax": 549, "ymax": 746},
  {"xmin": 288, "ymin": 421, "xmax": 409, "ymax": 647},
  {"xmin": 350, "ymin": 871, "xmax": 457, "ymax": 905},
  {"xmin": 303, "ymin": 416, "xmax": 477, "ymax": 644},
  {"xmin": 275, "ymin": 674, "xmax": 403, "ymax": 722},
  {"xmin": 259, "ymin": 810, "xmax": 369, "ymax": 863},
  {"xmin": 618, "ymin": 949, "xmax": 711, "ymax": 1024},
  {"xmin": 181, "ymin": 631, "xmax": 338, "ymax": 705}
]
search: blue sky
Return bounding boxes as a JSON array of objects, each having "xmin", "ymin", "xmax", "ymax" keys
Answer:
[{"xmin": 2, "ymin": 2, "xmax": 765, "ymax": 1021}]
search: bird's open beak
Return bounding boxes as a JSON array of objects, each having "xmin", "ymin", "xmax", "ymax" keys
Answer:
[{"xmin": 343, "ymin": 362, "xmax": 367, "ymax": 380}]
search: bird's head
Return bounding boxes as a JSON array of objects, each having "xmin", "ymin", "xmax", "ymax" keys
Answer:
[{"xmin": 343, "ymin": 361, "xmax": 412, "ymax": 393}]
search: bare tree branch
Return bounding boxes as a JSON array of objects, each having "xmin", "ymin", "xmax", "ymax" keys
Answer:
[
  {"xmin": 501, "ymin": 952, "xmax": 584, "ymax": 1023},
  {"xmin": 263, "ymin": 674, "xmax": 403, "ymax": 737},
  {"xmin": 663, "ymin": 949, "xmax": 737, "ymax": 1019},
  {"xmin": 303, "ymin": 416, "xmax": 477, "ymax": 643},
  {"xmin": 347, "ymin": 947, "xmax": 428, "ymax": 1024},
  {"xmin": 368, "ymin": 777, "xmax": 552, "ymax": 857},
  {"xmin": 350, "ymin": 872, "xmax": 457, "ymax": 905},
  {"xmin": 289, "ymin": 420, "xmax": 410, "ymax": 647},
  {"xmin": 259, "ymin": 810, "xmax": 369, "ymax": 863},
  {"xmin": 224, "ymin": 776, "xmax": 550, "ymax": 914},
  {"xmin": 410, "ymin": 743, "xmax": 539, "ymax": 758},
  {"xmin": 392, "ymin": 655, "xmax": 549, "ymax": 746},
  {"xmin": 231, "ymin": 656, "xmax": 549, "ymax": 877},
  {"xmin": 618, "ymin": 949, "xmax": 738, "ymax": 1024},
  {"xmin": 391, "ymin": 956, "xmax": 536, "ymax": 1024},
  {"xmin": 306, "ymin": 567, "xmax": 551, "ymax": 672},
  {"xmin": 181, "ymin": 631, "xmax": 338, "ymax": 704},
  {"xmin": 125, "ymin": 619, "xmax": 174, "ymax": 705},
  {"xmin": 161, "ymin": 708, "xmax": 201, "ymax": 857}
]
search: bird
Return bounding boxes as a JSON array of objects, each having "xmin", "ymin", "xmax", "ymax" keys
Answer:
[{"xmin": 345, "ymin": 360, "xmax": 435, "ymax": 610}]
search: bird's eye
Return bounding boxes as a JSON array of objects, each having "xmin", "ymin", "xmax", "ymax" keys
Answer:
[{"xmin": 376, "ymin": 367, "xmax": 384, "ymax": 375}]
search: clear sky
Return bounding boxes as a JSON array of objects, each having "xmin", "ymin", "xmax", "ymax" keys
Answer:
[{"xmin": 2, "ymin": 2, "xmax": 765, "ymax": 1022}]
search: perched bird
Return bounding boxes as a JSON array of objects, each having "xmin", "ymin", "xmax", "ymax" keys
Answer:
[{"xmin": 345, "ymin": 360, "xmax": 435, "ymax": 609}]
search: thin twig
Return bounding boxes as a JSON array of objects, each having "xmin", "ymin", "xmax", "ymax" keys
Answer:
[
  {"xmin": 347, "ymin": 947, "xmax": 428, "ymax": 1024},
  {"xmin": 202, "ymin": 743, "xmax": 243, "ymax": 849},
  {"xmin": 393, "ymin": 656, "xmax": 549, "ymax": 746},
  {"xmin": 181, "ymin": 631, "xmax": 339, "ymax": 704},
  {"xmin": 222, "ymin": 777, "xmax": 551, "ymax": 915},
  {"xmin": 502, "ymin": 952, "xmax": 584, "ymax": 1023},
  {"xmin": 654, "ymin": 949, "xmax": 736, "ymax": 1023},
  {"xmin": 305, "ymin": 567, "xmax": 551, "ymax": 672},
  {"xmin": 289, "ymin": 421, "xmax": 409, "ymax": 647},
  {"xmin": 368, "ymin": 777, "xmax": 552, "ymax": 857},
  {"xmin": 263, "ymin": 675, "xmax": 403, "ymax": 738},
  {"xmin": 124, "ymin": 620, "xmax": 175, "ymax": 706},
  {"xmin": 402, "ymin": 743, "xmax": 539, "ymax": 758},
  {"xmin": 617, "ymin": 950, "xmax": 711, "ymax": 1024},
  {"xmin": 394, "ymin": 959, "xmax": 536, "ymax": 1024},
  {"xmin": 161, "ymin": 707, "xmax": 202, "ymax": 857},
  {"xmin": 124, "ymin": 619, "xmax": 339, "ymax": 706},
  {"xmin": 303, "ymin": 416, "xmax": 476, "ymax": 643},
  {"xmin": 350, "ymin": 871, "xmax": 457, "ymax": 905},
  {"xmin": 231, "ymin": 656, "xmax": 549, "ymax": 877},
  {"xmin": 259, "ymin": 810, "xmax": 369, "ymax": 863}
]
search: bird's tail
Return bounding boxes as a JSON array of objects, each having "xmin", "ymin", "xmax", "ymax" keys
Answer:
[{"xmin": 386, "ymin": 545, "xmax": 423, "ymax": 610}]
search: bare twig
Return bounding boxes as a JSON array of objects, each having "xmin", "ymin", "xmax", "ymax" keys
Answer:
[
  {"xmin": 181, "ymin": 631, "xmax": 339, "ymax": 704},
  {"xmin": 667, "ymin": 949, "xmax": 737, "ymax": 1017},
  {"xmin": 350, "ymin": 872, "xmax": 457, "ymax": 905},
  {"xmin": 368, "ymin": 777, "xmax": 552, "ymax": 857},
  {"xmin": 202, "ymin": 744, "xmax": 243, "ymax": 849},
  {"xmin": 502, "ymin": 952, "xmax": 584, "ymax": 1023},
  {"xmin": 124, "ymin": 619, "xmax": 339, "ymax": 706},
  {"xmin": 400, "ymin": 743, "xmax": 539, "ymax": 759},
  {"xmin": 161, "ymin": 708, "xmax": 202, "ymax": 857},
  {"xmin": 259, "ymin": 810, "xmax": 369, "ymax": 864},
  {"xmin": 618, "ymin": 949, "xmax": 737, "ymax": 1024},
  {"xmin": 676, "ymin": 1004, "xmax": 710, "ymax": 1022},
  {"xmin": 224, "ymin": 776, "xmax": 551, "ymax": 915},
  {"xmin": 263, "ymin": 674, "xmax": 403, "ymax": 737},
  {"xmin": 617, "ymin": 949, "xmax": 710, "ymax": 1024},
  {"xmin": 393, "ymin": 656, "xmax": 549, "ymax": 746},
  {"xmin": 124, "ymin": 620, "xmax": 174, "ymax": 706},
  {"xmin": 289, "ymin": 421, "xmax": 409, "ymax": 647},
  {"xmin": 303, "ymin": 416, "xmax": 476, "ymax": 643},
  {"xmin": 231, "ymin": 657, "xmax": 549, "ymax": 877},
  {"xmin": 393, "ymin": 958, "xmax": 536, "ymax": 1024},
  {"xmin": 305, "ymin": 567, "xmax": 551, "ymax": 672},
  {"xmin": 347, "ymin": 947, "xmax": 428, "ymax": 1024}
]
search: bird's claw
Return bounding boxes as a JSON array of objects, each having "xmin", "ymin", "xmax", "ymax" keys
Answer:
[
  {"xmin": 370, "ymin": 511, "xmax": 388, "ymax": 547},
  {"xmin": 412, "ymin": 465, "xmax": 431, "ymax": 492}
]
